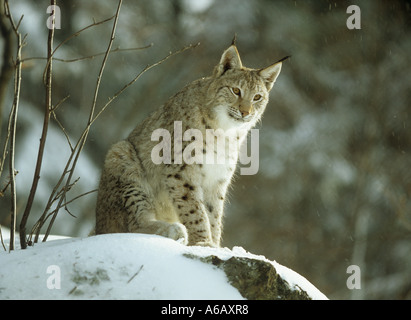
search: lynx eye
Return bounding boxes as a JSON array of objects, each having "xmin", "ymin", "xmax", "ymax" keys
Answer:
[
  {"xmin": 231, "ymin": 87, "xmax": 241, "ymax": 96},
  {"xmin": 254, "ymin": 94, "xmax": 262, "ymax": 101}
]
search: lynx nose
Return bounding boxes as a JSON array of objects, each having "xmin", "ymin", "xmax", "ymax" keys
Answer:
[
  {"xmin": 240, "ymin": 110, "xmax": 249, "ymax": 117},
  {"xmin": 239, "ymin": 104, "xmax": 253, "ymax": 117}
]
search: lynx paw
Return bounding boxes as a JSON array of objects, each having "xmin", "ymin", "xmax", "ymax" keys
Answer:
[{"xmin": 167, "ymin": 223, "xmax": 188, "ymax": 245}]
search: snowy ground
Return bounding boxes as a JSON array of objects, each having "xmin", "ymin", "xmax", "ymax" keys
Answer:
[{"xmin": 0, "ymin": 230, "xmax": 327, "ymax": 300}]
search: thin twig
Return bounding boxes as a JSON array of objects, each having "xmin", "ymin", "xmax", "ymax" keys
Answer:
[
  {"xmin": 20, "ymin": 0, "xmax": 55, "ymax": 249},
  {"xmin": 0, "ymin": 178, "xmax": 10, "ymax": 197},
  {"xmin": 60, "ymin": 188, "xmax": 98, "ymax": 219},
  {"xmin": 22, "ymin": 44, "xmax": 153, "ymax": 64},
  {"xmin": 0, "ymin": 114, "xmax": 12, "ymax": 187},
  {"xmin": 91, "ymin": 42, "xmax": 200, "ymax": 125},
  {"xmin": 30, "ymin": 189, "xmax": 98, "ymax": 242},
  {"xmin": 42, "ymin": 14, "xmax": 116, "ymax": 85},
  {"xmin": 51, "ymin": 111, "xmax": 73, "ymax": 150},
  {"xmin": 50, "ymin": 95, "xmax": 73, "ymax": 151},
  {"xmin": 32, "ymin": 173, "xmax": 80, "ymax": 242},
  {"xmin": 61, "ymin": 188, "xmax": 98, "ymax": 208},
  {"xmin": 68, "ymin": 286, "xmax": 77, "ymax": 295},
  {"xmin": 127, "ymin": 265, "xmax": 144, "ymax": 283},
  {"xmin": 0, "ymin": 0, "xmax": 14, "ymax": 138},
  {"xmin": 3, "ymin": 0, "xmax": 23, "ymax": 251}
]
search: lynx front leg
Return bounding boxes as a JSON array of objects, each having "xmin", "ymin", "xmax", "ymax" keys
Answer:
[
  {"xmin": 122, "ymin": 183, "xmax": 188, "ymax": 244},
  {"xmin": 178, "ymin": 200, "xmax": 213, "ymax": 247},
  {"xmin": 201, "ymin": 181, "xmax": 229, "ymax": 247},
  {"xmin": 204, "ymin": 200, "xmax": 224, "ymax": 247},
  {"xmin": 168, "ymin": 178, "xmax": 213, "ymax": 246}
]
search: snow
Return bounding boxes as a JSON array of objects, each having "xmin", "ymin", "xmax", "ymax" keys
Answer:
[{"xmin": 0, "ymin": 230, "xmax": 327, "ymax": 300}]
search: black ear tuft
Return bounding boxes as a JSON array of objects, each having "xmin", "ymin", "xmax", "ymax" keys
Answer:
[
  {"xmin": 231, "ymin": 34, "xmax": 237, "ymax": 46},
  {"xmin": 276, "ymin": 55, "xmax": 291, "ymax": 63}
]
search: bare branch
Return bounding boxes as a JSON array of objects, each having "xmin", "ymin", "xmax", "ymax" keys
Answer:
[
  {"xmin": 22, "ymin": 44, "xmax": 154, "ymax": 64},
  {"xmin": 0, "ymin": 98, "xmax": 12, "ymax": 179},
  {"xmin": 39, "ymin": 42, "xmax": 200, "ymax": 241},
  {"xmin": 27, "ymin": 1, "xmax": 199, "ymax": 243},
  {"xmin": 50, "ymin": 95, "xmax": 73, "ymax": 151},
  {"xmin": 91, "ymin": 42, "xmax": 200, "ymax": 125},
  {"xmin": 19, "ymin": 0, "xmax": 55, "ymax": 249},
  {"xmin": 41, "ymin": 0, "xmax": 124, "ymax": 242},
  {"xmin": 42, "ymin": 14, "xmax": 115, "ymax": 84},
  {"xmin": 0, "ymin": 0, "xmax": 14, "ymax": 137},
  {"xmin": 2, "ymin": 0, "xmax": 23, "ymax": 251},
  {"xmin": 30, "ymin": 176, "xmax": 81, "ymax": 241},
  {"xmin": 61, "ymin": 188, "xmax": 98, "ymax": 208},
  {"xmin": 0, "ymin": 170, "xmax": 18, "ymax": 197}
]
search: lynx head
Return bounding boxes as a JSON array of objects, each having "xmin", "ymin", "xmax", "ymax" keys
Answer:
[{"xmin": 209, "ymin": 44, "xmax": 287, "ymax": 130}]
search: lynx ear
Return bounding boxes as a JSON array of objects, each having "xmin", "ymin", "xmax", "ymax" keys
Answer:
[
  {"xmin": 259, "ymin": 56, "xmax": 290, "ymax": 91},
  {"xmin": 214, "ymin": 45, "xmax": 243, "ymax": 77}
]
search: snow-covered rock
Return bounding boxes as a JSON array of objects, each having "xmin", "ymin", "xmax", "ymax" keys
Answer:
[{"xmin": 0, "ymin": 233, "xmax": 327, "ymax": 300}]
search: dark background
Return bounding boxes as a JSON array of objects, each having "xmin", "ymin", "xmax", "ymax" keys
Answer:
[{"xmin": 1, "ymin": 0, "xmax": 410, "ymax": 299}]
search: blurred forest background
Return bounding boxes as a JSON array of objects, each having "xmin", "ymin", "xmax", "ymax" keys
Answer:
[{"xmin": 0, "ymin": 0, "xmax": 410, "ymax": 299}]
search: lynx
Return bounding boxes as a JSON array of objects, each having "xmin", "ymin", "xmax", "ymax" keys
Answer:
[{"xmin": 95, "ymin": 42, "xmax": 287, "ymax": 247}]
